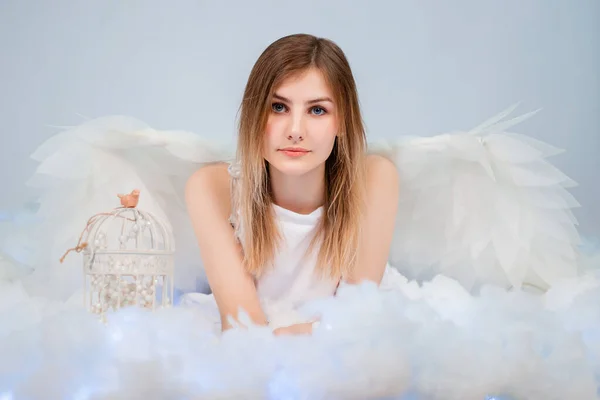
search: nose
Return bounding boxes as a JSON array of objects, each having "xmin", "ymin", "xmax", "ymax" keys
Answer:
[
  {"xmin": 287, "ymin": 112, "xmax": 304, "ymax": 142},
  {"xmin": 287, "ymin": 132, "xmax": 303, "ymax": 142}
]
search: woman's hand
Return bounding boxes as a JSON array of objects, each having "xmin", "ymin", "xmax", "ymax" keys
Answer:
[{"xmin": 273, "ymin": 322, "xmax": 315, "ymax": 336}]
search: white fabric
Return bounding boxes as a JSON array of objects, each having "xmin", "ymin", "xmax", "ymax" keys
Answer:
[{"xmin": 369, "ymin": 106, "xmax": 581, "ymax": 292}]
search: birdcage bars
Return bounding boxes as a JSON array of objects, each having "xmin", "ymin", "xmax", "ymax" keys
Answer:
[{"xmin": 81, "ymin": 206, "xmax": 175, "ymax": 316}]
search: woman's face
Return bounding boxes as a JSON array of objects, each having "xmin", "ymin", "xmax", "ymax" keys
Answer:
[{"xmin": 263, "ymin": 68, "xmax": 339, "ymax": 177}]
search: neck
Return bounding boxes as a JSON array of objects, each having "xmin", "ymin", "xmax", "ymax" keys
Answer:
[{"xmin": 268, "ymin": 163, "xmax": 326, "ymax": 215}]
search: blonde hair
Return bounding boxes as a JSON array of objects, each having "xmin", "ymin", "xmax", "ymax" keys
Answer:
[{"xmin": 236, "ymin": 33, "xmax": 367, "ymax": 279}]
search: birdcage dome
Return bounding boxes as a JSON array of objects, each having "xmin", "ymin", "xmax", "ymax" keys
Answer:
[{"xmin": 82, "ymin": 207, "xmax": 174, "ymax": 274}]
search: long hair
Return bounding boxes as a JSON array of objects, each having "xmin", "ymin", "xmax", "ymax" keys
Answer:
[{"xmin": 236, "ymin": 33, "xmax": 367, "ymax": 279}]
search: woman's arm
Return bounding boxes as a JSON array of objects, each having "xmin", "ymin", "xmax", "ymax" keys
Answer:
[
  {"xmin": 346, "ymin": 154, "xmax": 400, "ymax": 285},
  {"xmin": 185, "ymin": 163, "xmax": 268, "ymax": 331}
]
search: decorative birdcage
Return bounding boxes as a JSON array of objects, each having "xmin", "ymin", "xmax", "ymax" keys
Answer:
[{"xmin": 62, "ymin": 190, "xmax": 175, "ymax": 317}]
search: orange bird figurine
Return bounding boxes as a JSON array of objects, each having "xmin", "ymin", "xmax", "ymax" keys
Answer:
[{"xmin": 117, "ymin": 189, "xmax": 140, "ymax": 208}]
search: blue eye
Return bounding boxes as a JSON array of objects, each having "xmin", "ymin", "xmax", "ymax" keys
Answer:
[
  {"xmin": 272, "ymin": 103, "xmax": 287, "ymax": 113},
  {"xmin": 311, "ymin": 106, "xmax": 327, "ymax": 116}
]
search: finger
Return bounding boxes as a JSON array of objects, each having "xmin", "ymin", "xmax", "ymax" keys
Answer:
[{"xmin": 273, "ymin": 327, "xmax": 288, "ymax": 336}]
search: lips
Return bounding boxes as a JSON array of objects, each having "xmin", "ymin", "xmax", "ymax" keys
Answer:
[
  {"xmin": 278, "ymin": 148, "xmax": 310, "ymax": 157},
  {"xmin": 279, "ymin": 147, "xmax": 309, "ymax": 153}
]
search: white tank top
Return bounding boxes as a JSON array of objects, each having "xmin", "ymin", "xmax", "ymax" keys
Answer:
[
  {"xmin": 228, "ymin": 162, "xmax": 339, "ymax": 309},
  {"xmin": 255, "ymin": 204, "xmax": 339, "ymax": 307}
]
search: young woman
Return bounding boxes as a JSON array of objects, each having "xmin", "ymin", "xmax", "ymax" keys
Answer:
[
  {"xmin": 3, "ymin": 30, "xmax": 594, "ymax": 399},
  {"xmin": 184, "ymin": 34, "xmax": 400, "ymax": 334}
]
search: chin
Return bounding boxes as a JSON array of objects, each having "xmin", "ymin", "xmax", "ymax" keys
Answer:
[
  {"xmin": 271, "ymin": 162, "xmax": 313, "ymax": 177},
  {"xmin": 268, "ymin": 156, "xmax": 320, "ymax": 177}
]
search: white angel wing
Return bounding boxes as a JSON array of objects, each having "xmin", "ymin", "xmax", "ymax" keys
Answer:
[
  {"xmin": 12, "ymin": 115, "xmax": 233, "ymax": 299},
  {"xmin": 372, "ymin": 105, "xmax": 582, "ymax": 291}
]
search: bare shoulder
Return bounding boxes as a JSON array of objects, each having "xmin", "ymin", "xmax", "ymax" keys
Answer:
[
  {"xmin": 365, "ymin": 153, "xmax": 399, "ymax": 192},
  {"xmin": 186, "ymin": 162, "xmax": 231, "ymax": 191},
  {"xmin": 185, "ymin": 162, "xmax": 232, "ymax": 218}
]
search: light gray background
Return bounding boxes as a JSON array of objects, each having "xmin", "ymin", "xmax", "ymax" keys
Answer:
[{"xmin": 1, "ymin": 1, "xmax": 598, "ymax": 235}]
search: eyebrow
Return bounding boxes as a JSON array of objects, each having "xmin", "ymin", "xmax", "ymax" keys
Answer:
[{"xmin": 273, "ymin": 93, "xmax": 334, "ymax": 105}]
